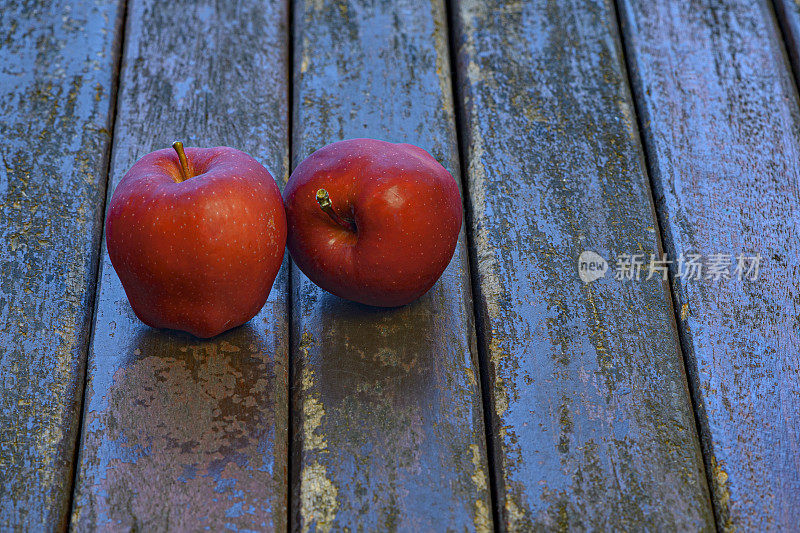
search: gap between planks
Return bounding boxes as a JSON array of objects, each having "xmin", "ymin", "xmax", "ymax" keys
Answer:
[
  {"xmin": 609, "ymin": 0, "xmax": 719, "ymax": 530},
  {"xmin": 444, "ymin": 0, "xmax": 502, "ymax": 531},
  {"xmin": 63, "ymin": 1, "xmax": 130, "ymax": 531}
]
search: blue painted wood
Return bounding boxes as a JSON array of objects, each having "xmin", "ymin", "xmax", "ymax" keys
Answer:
[
  {"xmin": 0, "ymin": 1, "xmax": 124, "ymax": 529},
  {"xmin": 618, "ymin": 0, "xmax": 800, "ymax": 529},
  {"xmin": 69, "ymin": 0, "xmax": 290, "ymax": 529},
  {"xmin": 452, "ymin": 0, "xmax": 715, "ymax": 529},
  {"xmin": 290, "ymin": 0, "xmax": 493, "ymax": 530}
]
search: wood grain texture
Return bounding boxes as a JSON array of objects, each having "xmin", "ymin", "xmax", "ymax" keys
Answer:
[
  {"xmin": 0, "ymin": 1, "xmax": 124, "ymax": 529},
  {"xmin": 291, "ymin": 0, "xmax": 492, "ymax": 530},
  {"xmin": 617, "ymin": 0, "xmax": 800, "ymax": 529},
  {"xmin": 69, "ymin": 0, "xmax": 290, "ymax": 530},
  {"xmin": 452, "ymin": 0, "xmax": 715, "ymax": 529}
]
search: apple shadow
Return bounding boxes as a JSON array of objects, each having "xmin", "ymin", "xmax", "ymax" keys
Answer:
[
  {"xmin": 78, "ymin": 322, "xmax": 288, "ymax": 530},
  {"xmin": 303, "ymin": 290, "xmax": 441, "ymax": 404},
  {"xmin": 289, "ymin": 281, "xmax": 487, "ymax": 525}
]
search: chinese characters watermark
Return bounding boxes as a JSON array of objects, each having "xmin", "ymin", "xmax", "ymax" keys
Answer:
[{"xmin": 578, "ymin": 251, "xmax": 761, "ymax": 284}]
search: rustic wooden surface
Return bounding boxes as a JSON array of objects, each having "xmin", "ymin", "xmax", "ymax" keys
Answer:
[
  {"xmin": 452, "ymin": 0, "xmax": 715, "ymax": 529},
  {"xmin": 290, "ymin": 0, "xmax": 492, "ymax": 530},
  {"xmin": 68, "ymin": 0, "xmax": 291, "ymax": 530},
  {"xmin": 0, "ymin": 1, "xmax": 124, "ymax": 530},
  {"xmin": 618, "ymin": 0, "xmax": 800, "ymax": 529},
  {"xmin": 3, "ymin": 0, "xmax": 800, "ymax": 529}
]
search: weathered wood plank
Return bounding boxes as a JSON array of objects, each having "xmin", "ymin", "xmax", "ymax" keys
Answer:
[
  {"xmin": 617, "ymin": 0, "xmax": 800, "ymax": 529},
  {"xmin": 0, "ymin": 1, "xmax": 124, "ymax": 529},
  {"xmin": 290, "ymin": 0, "xmax": 492, "ymax": 530},
  {"xmin": 452, "ymin": 0, "xmax": 715, "ymax": 529},
  {"xmin": 69, "ymin": 0, "xmax": 290, "ymax": 530}
]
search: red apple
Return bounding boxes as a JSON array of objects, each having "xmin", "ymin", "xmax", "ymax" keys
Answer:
[
  {"xmin": 106, "ymin": 142, "xmax": 286, "ymax": 338},
  {"xmin": 284, "ymin": 138, "xmax": 462, "ymax": 306}
]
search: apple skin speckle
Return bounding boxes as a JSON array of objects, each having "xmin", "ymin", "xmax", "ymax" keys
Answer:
[
  {"xmin": 105, "ymin": 146, "xmax": 287, "ymax": 338},
  {"xmin": 284, "ymin": 138, "xmax": 462, "ymax": 307}
]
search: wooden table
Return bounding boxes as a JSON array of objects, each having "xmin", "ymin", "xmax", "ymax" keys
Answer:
[{"xmin": 1, "ymin": 0, "xmax": 798, "ymax": 531}]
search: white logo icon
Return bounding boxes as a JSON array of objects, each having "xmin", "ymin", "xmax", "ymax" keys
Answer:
[{"xmin": 578, "ymin": 251, "xmax": 608, "ymax": 283}]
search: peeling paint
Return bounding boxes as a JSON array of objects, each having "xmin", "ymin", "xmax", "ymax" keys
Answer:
[{"xmin": 300, "ymin": 462, "xmax": 339, "ymax": 533}]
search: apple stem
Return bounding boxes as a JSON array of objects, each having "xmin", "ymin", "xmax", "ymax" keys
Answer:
[
  {"xmin": 316, "ymin": 189, "xmax": 356, "ymax": 232},
  {"xmin": 172, "ymin": 141, "xmax": 191, "ymax": 183}
]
